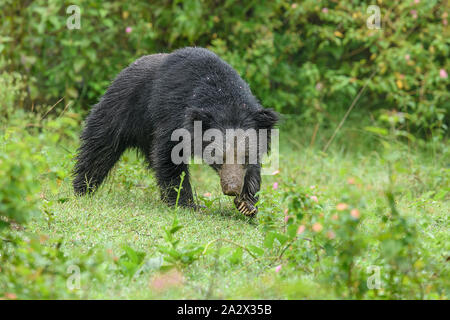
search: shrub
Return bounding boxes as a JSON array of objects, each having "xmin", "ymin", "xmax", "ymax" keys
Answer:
[
  {"xmin": 0, "ymin": 65, "xmax": 45, "ymax": 230},
  {"xmin": 0, "ymin": 235, "xmax": 108, "ymax": 299},
  {"xmin": 0, "ymin": 0, "xmax": 447, "ymax": 138},
  {"xmin": 0, "ymin": 132, "xmax": 43, "ymax": 229}
]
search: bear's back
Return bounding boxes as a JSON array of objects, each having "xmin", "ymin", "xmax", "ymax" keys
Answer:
[
  {"xmin": 154, "ymin": 47, "xmax": 252, "ymax": 107},
  {"xmin": 166, "ymin": 47, "xmax": 239, "ymax": 81}
]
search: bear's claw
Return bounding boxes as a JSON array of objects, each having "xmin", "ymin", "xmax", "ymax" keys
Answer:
[{"xmin": 234, "ymin": 198, "xmax": 257, "ymax": 217}]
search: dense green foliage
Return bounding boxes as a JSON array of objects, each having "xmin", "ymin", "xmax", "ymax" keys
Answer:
[
  {"xmin": 0, "ymin": 69, "xmax": 448, "ymax": 298},
  {"xmin": 1, "ymin": 114, "xmax": 448, "ymax": 299},
  {"xmin": 1, "ymin": 0, "xmax": 448, "ymax": 137},
  {"xmin": 0, "ymin": 1, "xmax": 448, "ymax": 300}
]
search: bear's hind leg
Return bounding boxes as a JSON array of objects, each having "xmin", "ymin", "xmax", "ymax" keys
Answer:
[{"xmin": 73, "ymin": 122, "xmax": 128, "ymax": 195}]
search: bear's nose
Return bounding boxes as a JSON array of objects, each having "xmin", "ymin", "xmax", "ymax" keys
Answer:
[{"xmin": 222, "ymin": 183, "xmax": 239, "ymax": 196}]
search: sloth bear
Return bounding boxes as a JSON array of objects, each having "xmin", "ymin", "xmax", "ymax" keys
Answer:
[{"xmin": 73, "ymin": 47, "xmax": 278, "ymax": 216}]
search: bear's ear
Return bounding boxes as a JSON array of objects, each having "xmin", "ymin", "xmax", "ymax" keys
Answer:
[
  {"xmin": 255, "ymin": 108, "xmax": 279, "ymax": 130},
  {"xmin": 185, "ymin": 107, "xmax": 214, "ymax": 130}
]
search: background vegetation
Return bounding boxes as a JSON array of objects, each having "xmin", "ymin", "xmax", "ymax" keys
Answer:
[{"xmin": 0, "ymin": 0, "xmax": 448, "ymax": 299}]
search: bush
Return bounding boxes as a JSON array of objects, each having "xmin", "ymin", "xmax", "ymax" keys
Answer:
[
  {"xmin": 0, "ymin": 235, "xmax": 108, "ymax": 299},
  {"xmin": 0, "ymin": 0, "xmax": 447, "ymax": 300},
  {"xmin": 0, "ymin": 130, "xmax": 44, "ymax": 229},
  {"xmin": 0, "ymin": 59, "xmax": 26, "ymax": 119},
  {"xmin": 0, "ymin": 66, "xmax": 44, "ymax": 229},
  {"xmin": 0, "ymin": 68, "xmax": 105, "ymax": 299},
  {"xmin": 1, "ymin": 0, "xmax": 448, "ymax": 138},
  {"xmin": 0, "ymin": 68, "xmax": 79, "ymax": 229}
]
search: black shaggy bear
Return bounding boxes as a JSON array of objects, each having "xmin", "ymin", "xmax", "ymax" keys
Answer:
[{"xmin": 73, "ymin": 47, "xmax": 278, "ymax": 216}]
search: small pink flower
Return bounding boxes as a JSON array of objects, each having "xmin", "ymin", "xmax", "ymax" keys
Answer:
[
  {"xmin": 410, "ymin": 10, "xmax": 418, "ymax": 19},
  {"xmin": 405, "ymin": 54, "xmax": 410, "ymax": 61},
  {"xmin": 297, "ymin": 225, "xmax": 306, "ymax": 234},
  {"xmin": 443, "ymin": 19, "xmax": 448, "ymax": 26},
  {"xmin": 312, "ymin": 222, "xmax": 323, "ymax": 232},
  {"xmin": 350, "ymin": 209, "xmax": 360, "ymax": 219},
  {"xmin": 126, "ymin": 27, "xmax": 132, "ymax": 33},
  {"xmin": 439, "ymin": 69, "xmax": 448, "ymax": 79},
  {"xmin": 284, "ymin": 215, "xmax": 290, "ymax": 223},
  {"xmin": 275, "ymin": 265, "xmax": 282, "ymax": 273},
  {"xmin": 336, "ymin": 203, "xmax": 348, "ymax": 211},
  {"xmin": 271, "ymin": 169, "xmax": 280, "ymax": 175},
  {"xmin": 150, "ymin": 270, "xmax": 184, "ymax": 292},
  {"xmin": 310, "ymin": 195, "xmax": 318, "ymax": 203},
  {"xmin": 322, "ymin": 8, "xmax": 328, "ymax": 13},
  {"xmin": 273, "ymin": 182, "xmax": 278, "ymax": 190},
  {"xmin": 203, "ymin": 192, "xmax": 211, "ymax": 197},
  {"xmin": 326, "ymin": 230, "xmax": 336, "ymax": 239},
  {"xmin": 414, "ymin": 0, "xmax": 420, "ymax": 3},
  {"xmin": 315, "ymin": 82, "xmax": 323, "ymax": 91},
  {"xmin": 4, "ymin": 293, "xmax": 17, "ymax": 300}
]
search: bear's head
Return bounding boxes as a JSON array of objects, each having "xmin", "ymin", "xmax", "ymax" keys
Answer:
[{"xmin": 184, "ymin": 105, "xmax": 279, "ymax": 197}]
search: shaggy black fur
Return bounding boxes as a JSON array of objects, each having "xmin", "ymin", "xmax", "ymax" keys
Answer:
[{"xmin": 73, "ymin": 47, "xmax": 278, "ymax": 212}]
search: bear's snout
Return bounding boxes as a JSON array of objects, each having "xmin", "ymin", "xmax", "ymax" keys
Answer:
[
  {"xmin": 219, "ymin": 163, "xmax": 245, "ymax": 197},
  {"xmin": 222, "ymin": 182, "xmax": 240, "ymax": 196}
]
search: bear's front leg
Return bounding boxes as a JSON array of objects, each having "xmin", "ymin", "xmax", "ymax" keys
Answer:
[
  {"xmin": 151, "ymin": 140, "xmax": 195, "ymax": 208},
  {"xmin": 235, "ymin": 165, "xmax": 261, "ymax": 217},
  {"xmin": 156, "ymin": 163, "xmax": 195, "ymax": 208}
]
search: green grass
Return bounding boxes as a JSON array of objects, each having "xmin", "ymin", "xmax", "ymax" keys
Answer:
[{"xmin": 21, "ymin": 121, "xmax": 448, "ymax": 299}]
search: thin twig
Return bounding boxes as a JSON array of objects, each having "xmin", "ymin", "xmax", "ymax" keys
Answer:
[
  {"xmin": 41, "ymin": 96, "xmax": 64, "ymax": 120},
  {"xmin": 309, "ymin": 122, "xmax": 319, "ymax": 147},
  {"xmin": 232, "ymin": 256, "xmax": 279, "ymax": 276},
  {"xmin": 276, "ymin": 236, "xmax": 323, "ymax": 262},
  {"xmin": 342, "ymin": 46, "xmax": 369, "ymax": 59},
  {"xmin": 322, "ymin": 70, "xmax": 377, "ymax": 153},
  {"xmin": 58, "ymin": 101, "xmax": 73, "ymax": 118}
]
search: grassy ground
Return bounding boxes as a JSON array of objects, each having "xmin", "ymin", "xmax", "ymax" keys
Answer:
[{"xmin": 21, "ymin": 119, "xmax": 448, "ymax": 299}]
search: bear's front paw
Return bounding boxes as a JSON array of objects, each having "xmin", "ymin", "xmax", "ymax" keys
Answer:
[{"xmin": 234, "ymin": 197, "xmax": 257, "ymax": 217}]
